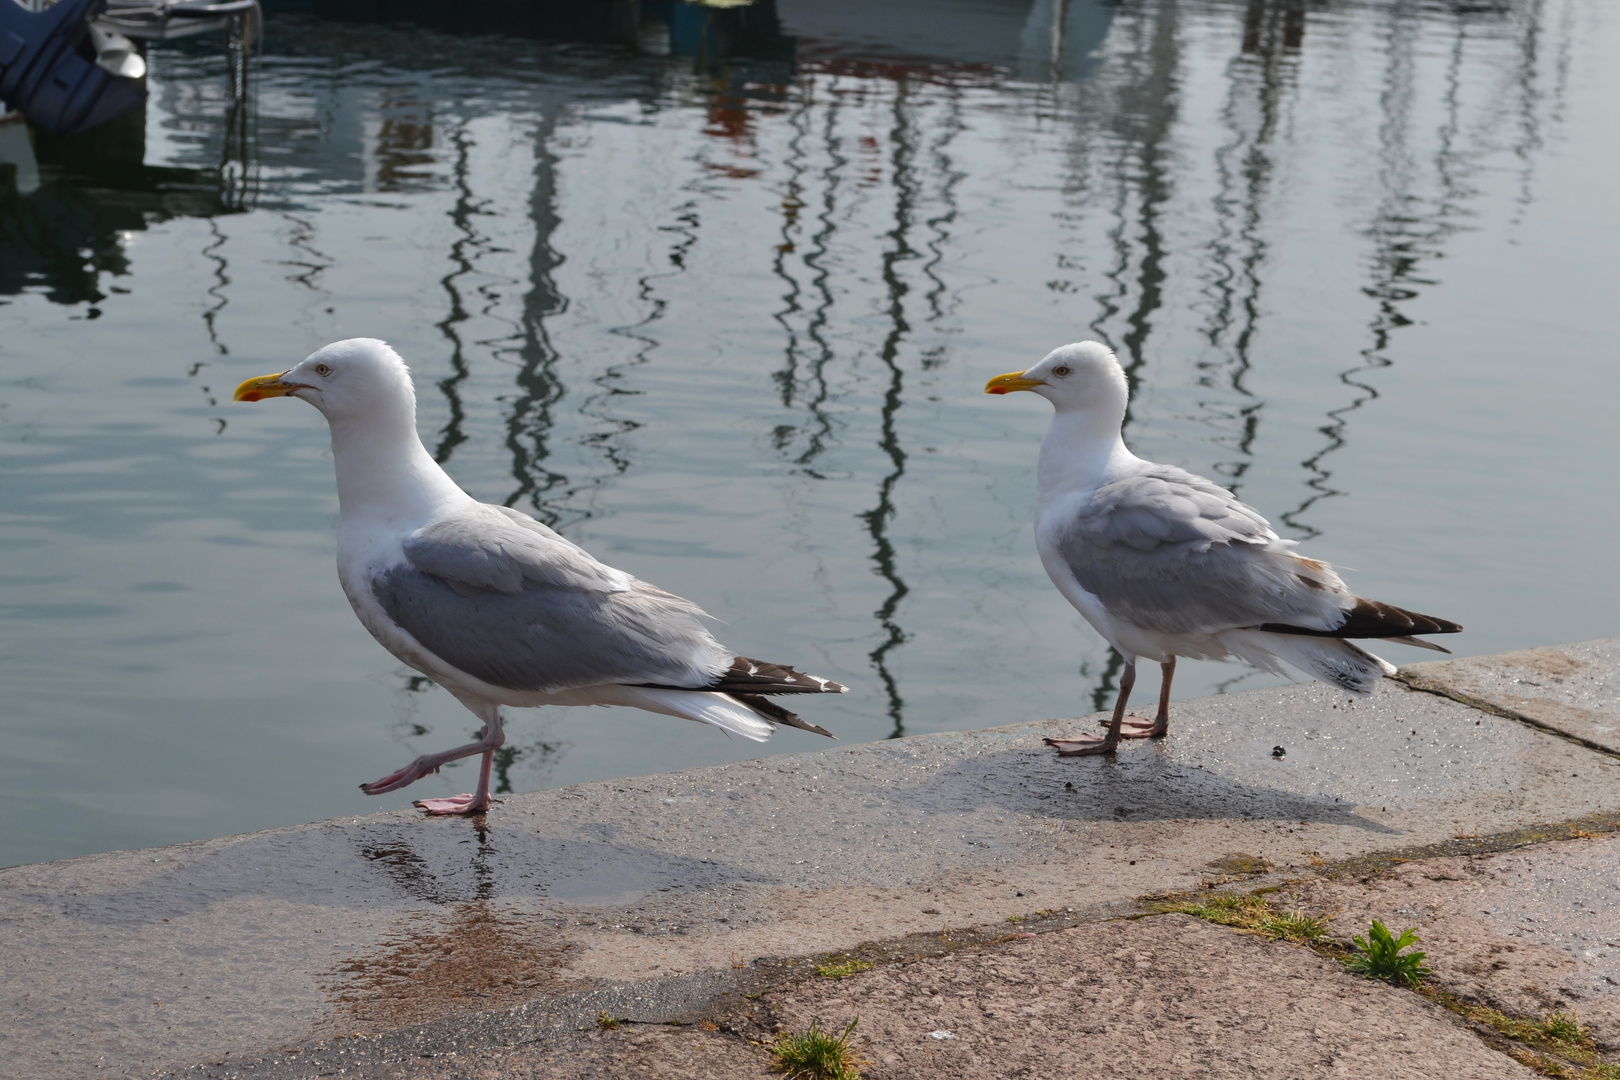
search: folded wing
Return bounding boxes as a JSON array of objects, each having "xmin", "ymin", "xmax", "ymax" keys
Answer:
[
  {"xmin": 374, "ymin": 504, "xmax": 731, "ymax": 693},
  {"xmin": 1061, "ymin": 465, "xmax": 1461, "ymax": 645},
  {"xmin": 1059, "ymin": 465, "xmax": 1353, "ymax": 637}
]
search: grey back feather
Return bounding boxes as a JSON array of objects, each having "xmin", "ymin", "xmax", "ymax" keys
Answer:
[
  {"xmin": 1059, "ymin": 465, "xmax": 1345, "ymax": 635},
  {"xmin": 376, "ymin": 505, "xmax": 729, "ymax": 692},
  {"xmin": 403, "ymin": 504, "xmax": 631, "ymax": 595}
]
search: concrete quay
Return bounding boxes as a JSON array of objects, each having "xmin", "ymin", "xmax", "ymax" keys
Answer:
[{"xmin": 2, "ymin": 639, "xmax": 1617, "ymax": 1079}]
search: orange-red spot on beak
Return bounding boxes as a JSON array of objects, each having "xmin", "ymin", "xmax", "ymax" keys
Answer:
[
  {"xmin": 233, "ymin": 372, "xmax": 299, "ymax": 402},
  {"xmin": 984, "ymin": 371, "xmax": 1042, "ymax": 395}
]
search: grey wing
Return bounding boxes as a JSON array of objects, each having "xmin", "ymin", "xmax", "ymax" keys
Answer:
[
  {"xmin": 1061, "ymin": 466, "xmax": 1346, "ymax": 636},
  {"xmin": 402, "ymin": 503, "xmax": 632, "ymax": 595},
  {"xmin": 376, "ymin": 504, "xmax": 730, "ymax": 692}
]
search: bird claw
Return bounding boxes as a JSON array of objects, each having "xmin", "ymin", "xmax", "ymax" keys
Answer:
[
  {"xmin": 1043, "ymin": 735, "xmax": 1117, "ymax": 757},
  {"xmin": 1115, "ymin": 714, "xmax": 1167, "ymax": 739},
  {"xmin": 359, "ymin": 758, "xmax": 432, "ymax": 796},
  {"xmin": 412, "ymin": 794, "xmax": 492, "ymax": 815}
]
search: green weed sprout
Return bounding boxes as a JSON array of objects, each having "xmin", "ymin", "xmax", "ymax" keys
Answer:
[
  {"xmin": 1539, "ymin": 1010, "xmax": 1585, "ymax": 1045},
  {"xmin": 1344, "ymin": 920, "xmax": 1431, "ymax": 987},
  {"xmin": 772, "ymin": 1017, "xmax": 868, "ymax": 1080}
]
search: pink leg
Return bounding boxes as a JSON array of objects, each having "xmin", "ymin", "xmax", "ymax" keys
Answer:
[
  {"xmin": 359, "ymin": 705, "xmax": 505, "ymax": 815},
  {"xmin": 1044, "ymin": 659, "xmax": 1136, "ymax": 756},
  {"xmin": 1116, "ymin": 656, "xmax": 1175, "ymax": 739}
]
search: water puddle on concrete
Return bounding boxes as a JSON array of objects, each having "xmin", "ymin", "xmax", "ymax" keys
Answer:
[{"xmin": 327, "ymin": 901, "xmax": 579, "ymax": 1030}]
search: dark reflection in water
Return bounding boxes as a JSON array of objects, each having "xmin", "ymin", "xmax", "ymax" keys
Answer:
[
  {"xmin": 1110, "ymin": 0, "xmax": 1179, "ymax": 397},
  {"xmin": 505, "ymin": 106, "xmax": 573, "ymax": 523},
  {"xmin": 770, "ymin": 73, "xmax": 842, "ymax": 472},
  {"xmin": 1090, "ymin": 649, "xmax": 1127, "ymax": 715},
  {"xmin": 1198, "ymin": 0, "xmax": 1301, "ymax": 488},
  {"xmin": 0, "ymin": 158, "xmax": 220, "ymax": 305},
  {"xmin": 1283, "ymin": 2, "xmax": 1462, "ymax": 537},
  {"xmin": 432, "ymin": 117, "xmax": 475, "ymax": 466},
  {"xmin": 490, "ymin": 736, "xmax": 565, "ymax": 797},
  {"xmin": 862, "ymin": 80, "xmax": 918, "ymax": 740}
]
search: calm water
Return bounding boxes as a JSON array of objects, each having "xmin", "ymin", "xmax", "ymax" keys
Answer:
[{"xmin": 2, "ymin": 0, "xmax": 1616, "ymax": 868}]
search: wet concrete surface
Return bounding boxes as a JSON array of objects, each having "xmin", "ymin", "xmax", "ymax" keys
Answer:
[
  {"xmin": 1401, "ymin": 638, "xmax": 1620, "ymax": 753},
  {"xmin": 3, "ymin": 643, "xmax": 1619, "ymax": 1079}
]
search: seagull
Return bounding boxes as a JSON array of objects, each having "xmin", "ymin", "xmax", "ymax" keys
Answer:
[
  {"xmin": 235, "ymin": 338, "xmax": 844, "ymax": 814},
  {"xmin": 985, "ymin": 341, "xmax": 1460, "ymax": 757}
]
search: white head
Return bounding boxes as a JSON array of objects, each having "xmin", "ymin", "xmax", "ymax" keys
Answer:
[
  {"xmin": 233, "ymin": 339, "xmax": 465, "ymax": 517},
  {"xmin": 984, "ymin": 341, "xmax": 1129, "ymax": 427},
  {"xmin": 233, "ymin": 338, "xmax": 418, "ymax": 433}
]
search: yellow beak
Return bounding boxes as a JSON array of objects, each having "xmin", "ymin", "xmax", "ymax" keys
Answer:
[
  {"xmin": 233, "ymin": 371, "xmax": 303, "ymax": 402},
  {"xmin": 984, "ymin": 371, "xmax": 1043, "ymax": 395}
]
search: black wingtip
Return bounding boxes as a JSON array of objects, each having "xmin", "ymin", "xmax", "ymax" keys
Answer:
[
  {"xmin": 707, "ymin": 656, "xmax": 848, "ymax": 695},
  {"xmin": 731, "ymin": 692, "xmax": 837, "ymax": 738},
  {"xmin": 1261, "ymin": 599, "xmax": 1463, "ymax": 642}
]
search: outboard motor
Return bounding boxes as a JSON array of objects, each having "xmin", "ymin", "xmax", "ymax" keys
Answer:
[{"xmin": 0, "ymin": 0, "xmax": 147, "ymax": 138}]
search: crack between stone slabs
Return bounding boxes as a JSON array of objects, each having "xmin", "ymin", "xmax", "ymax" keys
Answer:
[
  {"xmin": 1130, "ymin": 809, "xmax": 1620, "ymax": 918},
  {"xmin": 1392, "ymin": 670, "xmax": 1620, "ymax": 761}
]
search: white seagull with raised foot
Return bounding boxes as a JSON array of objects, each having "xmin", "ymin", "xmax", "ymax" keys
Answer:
[
  {"xmin": 985, "ymin": 341, "xmax": 1460, "ymax": 756},
  {"xmin": 235, "ymin": 338, "xmax": 844, "ymax": 814}
]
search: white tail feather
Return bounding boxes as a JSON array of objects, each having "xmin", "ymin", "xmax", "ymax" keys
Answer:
[
  {"xmin": 592, "ymin": 685, "xmax": 774, "ymax": 742},
  {"xmin": 1219, "ymin": 630, "xmax": 1395, "ymax": 697}
]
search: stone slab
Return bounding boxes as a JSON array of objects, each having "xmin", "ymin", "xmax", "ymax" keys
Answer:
[
  {"xmin": 6, "ymin": 654, "xmax": 1620, "ymax": 1079},
  {"xmin": 761, "ymin": 914, "xmax": 1538, "ymax": 1080},
  {"xmin": 1400, "ymin": 639, "xmax": 1620, "ymax": 753},
  {"xmin": 1298, "ymin": 830, "xmax": 1620, "ymax": 1049}
]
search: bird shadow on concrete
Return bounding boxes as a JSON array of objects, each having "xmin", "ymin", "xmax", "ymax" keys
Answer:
[{"xmin": 892, "ymin": 743, "xmax": 1402, "ymax": 833}]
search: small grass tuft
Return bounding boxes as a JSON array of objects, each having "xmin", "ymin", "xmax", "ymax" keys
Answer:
[
  {"xmin": 815, "ymin": 956, "xmax": 875, "ymax": 979},
  {"xmin": 1343, "ymin": 920, "xmax": 1430, "ymax": 987},
  {"xmin": 1160, "ymin": 890, "xmax": 1328, "ymax": 945},
  {"xmin": 1163, "ymin": 891, "xmax": 1273, "ymax": 928},
  {"xmin": 1541, "ymin": 1012, "xmax": 1587, "ymax": 1045},
  {"xmin": 1466, "ymin": 1004, "xmax": 1593, "ymax": 1056},
  {"xmin": 595, "ymin": 1010, "xmax": 620, "ymax": 1030},
  {"xmin": 1256, "ymin": 908, "xmax": 1329, "ymax": 943},
  {"xmin": 771, "ymin": 1017, "xmax": 868, "ymax": 1080}
]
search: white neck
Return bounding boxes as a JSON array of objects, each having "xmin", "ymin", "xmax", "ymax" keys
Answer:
[
  {"xmin": 1036, "ymin": 407, "xmax": 1137, "ymax": 501},
  {"xmin": 327, "ymin": 407, "xmax": 468, "ymax": 526}
]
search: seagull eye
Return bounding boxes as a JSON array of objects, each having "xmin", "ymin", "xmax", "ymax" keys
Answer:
[
  {"xmin": 1052, "ymin": 365, "xmax": 1071, "ymax": 377},
  {"xmin": 315, "ymin": 363, "xmax": 332, "ymax": 377}
]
